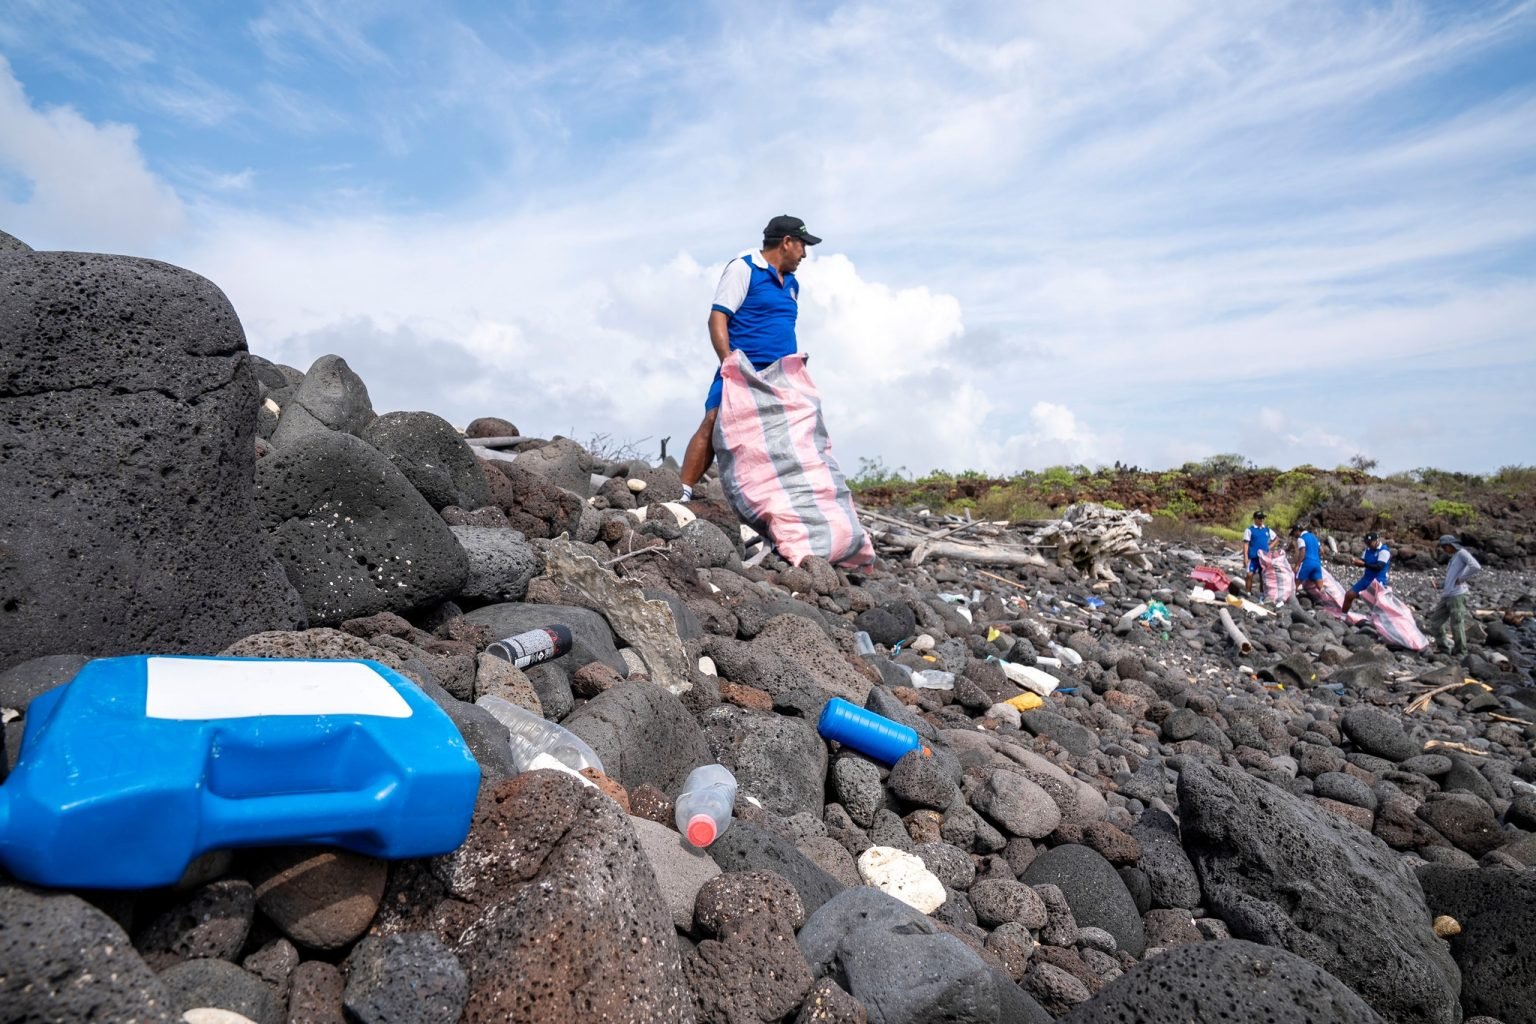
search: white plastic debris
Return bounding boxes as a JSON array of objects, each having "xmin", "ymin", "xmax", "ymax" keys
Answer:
[
  {"xmin": 1048, "ymin": 642, "xmax": 1083, "ymax": 667},
  {"xmin": 697, "ymin": 656, "xmax": 718, "ymax": 677},
  {"xmin": 912, "ymin": 670, "xmax": 955, "ymax": 691},
  {"xmin": 857, "ymin": 846, "xmax": 947, "ymax": 913},
  {"xmin": 995, "ymin": 661, "xmax": 1061, "ymax": 697},
  {"xmin": 1191, "ymin": 588, "xmax": 1217, "ymax": 604}
]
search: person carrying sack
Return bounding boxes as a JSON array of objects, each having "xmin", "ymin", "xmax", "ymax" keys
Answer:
[{"xmin": 679, "ymin": 215, "xmax": 822, "ymax": 502}]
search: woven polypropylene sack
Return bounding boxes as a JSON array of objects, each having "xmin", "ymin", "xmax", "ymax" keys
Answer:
[
  {"xmin": 713, "ymin": 352, "xmax": 874, "ymax": 569},
  {"xmin": 1259, "ymin": 549, "xmax": 1297, "ymax": 605},
  {"xmin": 1356, "ymin": 581, "xmax": 1431, "ymax": 651}
]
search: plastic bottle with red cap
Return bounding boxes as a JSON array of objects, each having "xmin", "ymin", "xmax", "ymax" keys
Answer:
[{"xmin": 674, "ymin": 763, "xmax": 737, "ymax": 848}]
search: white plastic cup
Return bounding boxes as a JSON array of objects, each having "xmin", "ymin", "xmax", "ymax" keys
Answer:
[
  {"xmin": 852, "ymin": 631, "xmax": 876, "ymax": 657},
  {"xmin": 674, "ymin": 763, "xmax": 738, "ymax": 847}
]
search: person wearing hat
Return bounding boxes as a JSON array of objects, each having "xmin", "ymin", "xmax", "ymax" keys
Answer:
[
  {"xmin": 1426, "ymin": 535, "xmax": 1482, "ymax": 656},
  {"xmin": 1341, "ymin": 532, "xmax": 1391, "ymax": 614},
  {"xmin": 1239, "ymin": 510, "xmax": 1276, "ymax": 596},
  {"xmin": 1291, "ymin": 523, "xmax": 1324, "ymax": 597},
  {"xmin": 678, "ymin": 215, "xmax": 822, "ymax": 501}
]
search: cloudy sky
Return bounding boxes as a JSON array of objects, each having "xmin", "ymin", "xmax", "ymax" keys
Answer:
[{"xmin": 2, "ymin": 1, "xmax": 1532, "ymax": 476}]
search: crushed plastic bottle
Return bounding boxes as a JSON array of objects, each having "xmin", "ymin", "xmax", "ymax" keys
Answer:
[
  {"xmin": 1048, "ymin": 642, "xmax": 1084, "ymax": 667},
  {"xmin": 475, "ymin": 695, "xmax": 604, "ymax": 779},
  {"xmin": 911, "ymin": 669, "xmax": 956, "ymax": 691},
  {"xmin": 852, "ymin": 630, "xmax": 876, "ymax": 657},
  {"xmin": 675, "ymin": 763, "xmax": 737, "ymax": 847}
]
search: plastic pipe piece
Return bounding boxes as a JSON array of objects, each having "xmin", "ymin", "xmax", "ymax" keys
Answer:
[
  {"xmin": 1218, "ymin": 607, "xmax": 1254, "ymax": 656},
  {"xmin": 1115, "ymin": 603, "xmax": 1149, "ymax": 635},
  {"xmin": 817, "ymin": 698, "xmax": 923, "ymax": 765},
  {"xmin": 486, "ymin": 624, "xmax": 573, "ymax": 670}
]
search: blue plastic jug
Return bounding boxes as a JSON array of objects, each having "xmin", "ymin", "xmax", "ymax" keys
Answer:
[{"xmin": 0, "ymin": 655, "xmax": 481, "ymax": 889}]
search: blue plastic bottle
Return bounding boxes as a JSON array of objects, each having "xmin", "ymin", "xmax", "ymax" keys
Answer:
[
  {"xmin": 817, "ymin": 697, "xmax": 924, "ymax": 765},
  {"xmin": 0, "ymin": 655, "xmax": 482, "ymax": 889}
]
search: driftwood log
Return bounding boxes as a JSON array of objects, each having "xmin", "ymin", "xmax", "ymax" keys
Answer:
[{"xmin": 875, "ymin": 533, "xmax": 1048, "ymax": 569}]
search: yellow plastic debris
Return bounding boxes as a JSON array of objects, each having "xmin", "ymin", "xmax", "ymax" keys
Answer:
[
  {"xmin": 1004, "ymin": 692, "xmax": 1044, "ymax": 712},
  {"xmin": 986, "ymin": 627, "xmax": 1001, "ymax": 643}
]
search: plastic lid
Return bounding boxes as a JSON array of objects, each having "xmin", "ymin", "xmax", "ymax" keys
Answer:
[{"xmin": 686, "ymin": 813, "xmax": 718, "ymax": 847}]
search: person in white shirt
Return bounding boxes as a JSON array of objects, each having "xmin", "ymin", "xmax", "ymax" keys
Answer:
[{"xmin": 1426, "ymin": 534, "xmax": 1481, "ymax": 656}]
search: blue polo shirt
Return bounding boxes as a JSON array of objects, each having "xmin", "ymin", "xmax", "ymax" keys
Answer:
[{"xmin": 711, "ymin": 251, "xmax": 799, "ymax": 365}]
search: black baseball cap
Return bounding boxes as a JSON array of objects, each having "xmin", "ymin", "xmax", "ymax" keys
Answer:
[
  {"xmin": 1252, "ymin": 510, "xmax": 1267, "ymax": 519},
  {"xmin": 1364, "ymin": 532, "xmax": 1379, "ymax": 542},
  {"xmin": 764, "ymin": 215, "xmax": 822, "ymax": 245}
]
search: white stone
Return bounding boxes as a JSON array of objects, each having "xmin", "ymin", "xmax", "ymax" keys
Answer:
[
  {"xmin": 910, "ymin": 634, "xmax": 936, "ymax": 653},
  {"xmin": 184, "ymin": 1010, "xmax": 259, "ymax": 1024},
  {"xmin": 698, "ymin": 656, "xmax": 718, "ymax": 677},
  {"xmin": 857, "ymin": 845, "xmax": 947, "ymax": 914},
  {"xmin": 627, "ymin": 478, "xmax": 648, "ymax": 492}
]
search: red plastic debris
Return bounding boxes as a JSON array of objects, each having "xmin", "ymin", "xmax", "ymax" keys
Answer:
[{"xmin": 1190, "ymin": 566, "xmax": 1231, "ymax": 592}]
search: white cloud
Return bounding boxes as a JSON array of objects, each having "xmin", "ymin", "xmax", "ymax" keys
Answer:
[
  {"xmin": 0, "ymin": 56, "xmax": 183, "ymax": 250},
  {"xmin": 1, "ymin": 1, "xmax": 1532, "ymax": 478}
]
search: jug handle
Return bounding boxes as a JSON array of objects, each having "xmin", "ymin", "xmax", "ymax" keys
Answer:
[{"xmin": 201, "ymin": 780, "xmax": 395, "ymax": 850}]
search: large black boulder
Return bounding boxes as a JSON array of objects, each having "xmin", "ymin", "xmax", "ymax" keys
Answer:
[
  {"xmin": 562, "ymin": 682, "xmax": 711, "ymax": 794},
  {"xmin": 360, "ymin": 410, "xmax": 491, "ymax": 511},
  {"xmin": 1020, "ymin": 844, "xmax": 1145, "ymax": 956},
  {"xmin": 1060, "ymin": 939, "xmax": 1386, "ymax": 1024},
  {"xmin": 1418, "ymin": 865, "xmax": 1536, "ymax": 1023},
  {"xmin": 798, "ymin": 886, "xmax": 1050, "ymax": 1024},
  {"xmin": 0, "ymin": 250, "xmax": 305, "ymax": 670},
  {"xmin": 0, "ymin": 885, "xmax": 178, "ymax": 1022},
  {"xmin": 1178, "ymin": 761, "xmax": 1460, "ymax": 1024},
  {"xmin": 267, "ymin": 353, "xmax": 375, "ymax": 447},
  {"xmin": 254, "ymin": 431, "xmax": 468, "ymax": 625}
]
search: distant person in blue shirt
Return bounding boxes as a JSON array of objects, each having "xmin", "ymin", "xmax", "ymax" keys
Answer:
[
  {"xmin": 1239, "ymin": 510, "xmax": 1275, "ymax": 595},
  {"xmin": 678, "ymin": 215, "xmax": 822, "ymax": 502},
  {"xmin": 1341, "ymin": 532, "xmax": 1391, "ymax": 614},
  {"xmin": 1291, "ymin": 523, "xmax": 1324, "ymax": 597}
]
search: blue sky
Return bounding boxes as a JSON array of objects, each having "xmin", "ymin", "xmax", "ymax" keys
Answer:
[{"xmin": 2, "ymin": 0, "xmax": 1533, "ymax": 476}]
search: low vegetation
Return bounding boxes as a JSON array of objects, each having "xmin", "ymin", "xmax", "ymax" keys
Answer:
[{"xmin": 850, "ymin": 458, "xmax": 1536, "ymax": 544}]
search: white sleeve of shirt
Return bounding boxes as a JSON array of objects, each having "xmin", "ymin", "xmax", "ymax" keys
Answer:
[
  {"xmin": 1243, "ymin": 527, "xmax": 1254, "ymax": 543},
  {"xmin": 712, "ymin": 257, "xmax": 751, "ymax": 316},
  {"xmin": 1378, "ymin": 548, "xmax": 1390, "ymax": 565}
]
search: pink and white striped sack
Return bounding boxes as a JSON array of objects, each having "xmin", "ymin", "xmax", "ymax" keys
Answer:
[{"xmin": 713, "ymin": 351, "xmax": 875, "ymax": 570}]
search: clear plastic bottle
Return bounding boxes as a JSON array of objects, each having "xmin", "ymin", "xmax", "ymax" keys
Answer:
[
  {"xmin": 674, "ymin": 763, "xmax": 738, "ymax": 847},
  {"xmin": 475, "ymin": 695, "xmax": 605, "ymax": 777},
  {"xmin": 852, "ymin": 630, "xmax": 876, "ymax": 657},
  {"xmin": 912, "ymin": 669, "xmax": 956, "ymax": 690},
  {"xmin": 1048, "ymin": 641, "xmax": 1084, "ymax": 667}
]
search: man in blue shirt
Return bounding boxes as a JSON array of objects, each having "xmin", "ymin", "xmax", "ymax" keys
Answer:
[
  {"xmin": 1341, "ymin": 532, "xmax": 1391, "ymax": 614},
  {"xmin": 1240, "ymin": 510, "xmax": 1275, "ymax": 596},
  {"xmin": 1291, "ymin": 523, "xmax": 1324, "ymax": 597},
  {"xmin": 679, "ymin": 215, "xmax": 821, "ymax": 501}
]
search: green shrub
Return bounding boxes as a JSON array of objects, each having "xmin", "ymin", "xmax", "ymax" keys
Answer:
[
  {"xmin": 1429, "ymin": 499, "xmax": 1476, "ymax": 523},
  {"xmin": 1101, "ymin": 500, "xmax": 1125, "ymax": 510},
  {"xmin": 850, "ymin": 457, "xmax": 907, "ymax": 489}
]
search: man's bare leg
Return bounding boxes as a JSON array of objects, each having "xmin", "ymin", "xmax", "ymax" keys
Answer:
[{"xmin": 680, "ymin": 409, "xmax": 719, "ymax": 497}]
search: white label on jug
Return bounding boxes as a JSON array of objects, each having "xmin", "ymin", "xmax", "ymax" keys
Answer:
[{"xmin": 145, "ymin": 658, "xmax": 413, "ymax": 719}]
